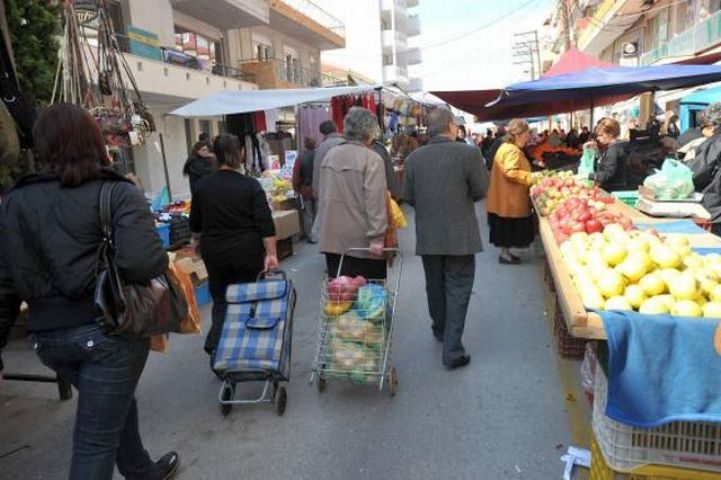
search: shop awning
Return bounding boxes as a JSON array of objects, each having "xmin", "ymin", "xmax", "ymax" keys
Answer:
[
  {"xmin": 433, "ymin": 64, "xmax": 721, "ymax": 121},
  {"xmin": 169, "ymin": 84, "xmax": 381, "ymax": 117},
  {"xmin": 540, "ymin": 47, "xmax": 613, "ymax": 78}
]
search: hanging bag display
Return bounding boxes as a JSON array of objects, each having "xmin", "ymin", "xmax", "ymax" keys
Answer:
[{"xmin": 94, "ymin": 182, "xmax": 188, "ymax": 337}]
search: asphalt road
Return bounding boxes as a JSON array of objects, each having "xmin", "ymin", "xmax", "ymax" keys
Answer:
[{"xmin": 0, "ymin": 203, "xmax": 574, "ymax": 480}]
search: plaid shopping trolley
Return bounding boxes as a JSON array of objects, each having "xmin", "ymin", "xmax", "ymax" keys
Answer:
[{"xmin": 213, "ymin": 271, "xmax": 296, "ymax": 416}]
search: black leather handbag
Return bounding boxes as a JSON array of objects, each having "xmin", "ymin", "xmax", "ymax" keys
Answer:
[{"xmin": 94, "ymin": 182, "xmax": 188, "ymax": 337}]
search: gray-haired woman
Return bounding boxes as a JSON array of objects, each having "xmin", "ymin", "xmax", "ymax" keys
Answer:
[{"xmin": 317, "ymin": 107, "xmax": 389, "ymax": 279}]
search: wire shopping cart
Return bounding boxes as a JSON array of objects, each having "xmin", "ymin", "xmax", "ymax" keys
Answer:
[{"xmin": 309, "ymin": 248, "xmax": 402, "ymax": 396}]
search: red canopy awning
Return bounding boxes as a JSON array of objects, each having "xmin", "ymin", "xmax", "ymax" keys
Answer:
[{"xmin": 541, "ymin": 47, "xmax": 614, "ymax": 78}]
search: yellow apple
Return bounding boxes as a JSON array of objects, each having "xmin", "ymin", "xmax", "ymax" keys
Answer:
[
  {"xmin": 659, "ymin": 268, "xmax": 682, "ymax": 288},
  {"xmin": 703, "ymin": 302, "xmax": 721, "ymax": 319},
  {"xmin": 710, "ymin": 284, "xmax": 721, "ymax": 303},
  {"xmin": 605, "ymin": 296, "xmax": 633, "ymax": 311},
  {"xmin": 627, "ymin": 237, "xmax": 650, "ymax": 254},
  {"xmin": 580, "ymin": 288, "xmax": 605, "ymax": 310},
  {"xmin": 683, "ymin": 254, "xmax": 706, "ymax": 270},
  {"xmin": 639, "ymin": 272, "xmax": 666, "ymax": 296},
  {"xmin": 604, "ymin": 224, "xmax": 626, "ymax": 240},
  {"xmin": 615, "ymin": 255, "xmax": 648, "ymax": 283},
  {"xmin": 624, "ymin": 284, "xmax": 647, "ymax": 309},
  {"xmin": 597, "ymin": 269, "xmax": 626, "ymax": 298},
  {"xmin": 639, "ymin": 297, "xmax": 670, "ymax": 315},
  {"xmin": 666, "ymin": 235, "xmax": 692, "ymax": 257},
  {"xmin": 602, "ymin": 242, "xmax": 627, "ymax": 267},
  {"xmin": 650, "ymin": 244, "xmax": 682, "ymax": 269},
  {"xmin": 670, "ymin": 273, "xmax": 699, "ymax": 301},
  {"xmin": 671, "ymin": 300, "xmax": 703, "ymax": 317}
]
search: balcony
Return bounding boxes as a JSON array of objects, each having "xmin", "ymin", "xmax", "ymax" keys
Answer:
[
  {"xmin": 383, "ymin": 64, "xmax": 409, "ymax": 86},
  {"xmin": 382, "ymin": 30, "xmax": 407, "ymax": 49},
  {"xmin": 240, "ymin": 58, "xmax": 321, "ymax": 89},
  {"xmin": 407, "ymin": 14, "xmax": 421, "ymax": 36},
  {"xmin": 406, "ymin": 0, "xmax": 419, "ymax": 7},
  {"xmin": 269, "ymin": 0, "xmax": 345, "ymax": 50},
  {"xmin": 576, "ymin": 0, "xmax": 644, "ymax": 56},
  {"xmin": 114, "ymin": 34, "xmax": 257, "ymax": 100},
  {"xmin": 170, "ymin": 0, "xmax": 269, "ymax": 29},
  {"xmin": 640, "ymin": 9, "xmax": 721, "ymax": 66},
  {"xmin": 405, "ymin": 47, "xmax": 422, "ymax": 65},
  {"xmin": 381, "ymin": 0, "xmax": 406, "ymax": 13}
]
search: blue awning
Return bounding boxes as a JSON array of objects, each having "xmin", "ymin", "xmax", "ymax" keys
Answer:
[{"xmin": 680, "ymin": 85, "xmax": 721, "ymax": 105}]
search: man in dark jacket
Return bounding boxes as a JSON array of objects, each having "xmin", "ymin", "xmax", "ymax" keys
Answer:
[
  {"xmin": 312, "ymin": 120, "xmax": 344, "ymax": 200},
  {"xmin": 292, "ymin": 136, "xmax": 317, "ymax": 242},
  {"xmin": 403, "ymin": 108, "xmax": 489, "ymax": 369}
]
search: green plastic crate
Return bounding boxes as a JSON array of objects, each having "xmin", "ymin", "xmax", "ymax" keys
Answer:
[{"xmin": 611, "ymin": 191, "xmax": 639, "ymax": 208}]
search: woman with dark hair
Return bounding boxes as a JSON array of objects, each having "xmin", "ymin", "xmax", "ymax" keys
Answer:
[
  {"xmin": 486, "ymin": 118, "xmax": 535, "ymax": 265},
  {"xmin": 189, "ymin": 133, "xmax": 278, "ymax": 364},
  {"xmin": 0, "ymin": 104, "xmax": 179, "ymax": 479},
  {"xmin": 182, "ymin": 140, "xmax": 216, "ymax": 196},
  {"xmin": 588, "ymin": 118, "xmax": 628, "ymax": 192}
]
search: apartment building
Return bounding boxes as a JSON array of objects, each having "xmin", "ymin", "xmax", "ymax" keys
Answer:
[
  {"xmin": 98, "ymin": 0, "xmax": 344, "ymax": 200},
  {"xmin": 316, "ymin": 0, "xmax": 423, "ymax": 91}
]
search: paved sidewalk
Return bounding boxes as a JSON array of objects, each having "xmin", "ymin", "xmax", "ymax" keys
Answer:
[{"xmin": 0, "ymin": 204, "xmax": 574, "ymax": 479}]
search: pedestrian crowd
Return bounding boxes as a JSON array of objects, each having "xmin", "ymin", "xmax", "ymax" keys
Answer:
[{"xmin": 0, "ymin": 102, "xmax": 551, "ymax": 479}]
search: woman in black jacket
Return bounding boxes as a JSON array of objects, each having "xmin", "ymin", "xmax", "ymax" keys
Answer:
[
  {"xmin": 182, "ymin": 140, "xmax": 216, "ymax": 195},
  {"xmin": 0, "ymin": 104, "xmax": 179, "ymax": 480},
  {"xmin": 588, "ymin": 118, "xmax": 628, "ymax": 192},
  {"xmin": 189, "ymin": 134, "xmax": 278, "ymax": 364}
]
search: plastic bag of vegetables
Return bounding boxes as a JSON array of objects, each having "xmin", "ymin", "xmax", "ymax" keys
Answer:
[
  {"xmin": 577, "ymin": 144, "xmax": 597, "ymax": 178},
  {"xmin": 332, "ymin": 311, "xmax": 383, "ymax": 348},
  {"xmin": 643, "ymin": 158, "xmax": 695, "ymax": 200},
  {"xmin": 354, "ymin": 284, "xmax": 387, "ymax": 323}
]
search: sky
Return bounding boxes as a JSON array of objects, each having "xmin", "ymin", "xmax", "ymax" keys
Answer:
[{"xmin": 413, "ymin": 0, "xmax": 555, "ymax": 91}]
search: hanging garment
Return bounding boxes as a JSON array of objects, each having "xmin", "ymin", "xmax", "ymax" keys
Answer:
[
  {"xmin": 331, "ymin": 96, "xmax": 344, "ymax": 133},
  {"xmin": 298, "ymin": 105, "xmax": 332, "ymax": 148},
  {"xmin": 264, "ymin": 109, "xmax": 279, "ymax": 133},
  {"xmin": 253, "ymin": 111, "xmax": 267, "ymax": 132}
]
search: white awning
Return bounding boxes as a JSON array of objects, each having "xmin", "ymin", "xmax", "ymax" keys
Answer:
[{"xmin": 169, "ymin": 85, "xmax": 381, "ymax": 117}]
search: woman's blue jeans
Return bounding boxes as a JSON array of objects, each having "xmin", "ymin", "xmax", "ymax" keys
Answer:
[{"xmin": 32, "ymin": 323, "xmax": 160, "ymax": 480}]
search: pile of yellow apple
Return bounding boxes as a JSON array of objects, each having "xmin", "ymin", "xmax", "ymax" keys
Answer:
[{"xmin": 560, "ymin": 224, "xmax": 721, "ymax": 318}]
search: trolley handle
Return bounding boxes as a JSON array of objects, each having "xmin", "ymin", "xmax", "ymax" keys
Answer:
[
  {"xmin": 337, "ymin": 248, "xmax": 403, "ymax": 295},
  {"xmin": 257, "ymin": 269, "xmax": 287, "ymax": 282}
]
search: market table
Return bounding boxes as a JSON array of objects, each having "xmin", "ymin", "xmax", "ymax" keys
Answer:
[{"xmin": 536, "ymin": 195, "xmax": 721, "ymax": 340}]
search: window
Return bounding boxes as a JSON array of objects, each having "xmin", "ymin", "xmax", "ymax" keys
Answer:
[
  {"xmin": 383, "ymin": 54, "xmax": 394, "ymax": 66},
  {"xmin": 184, "ymin": 119, "xmax": 194, "ymax": 154},
  {"xmin": 254, "ymin": 42, "xmax": 272, "ymax": 61},
  {"xmin": 110, "ymin": 147, "xmax": 135, "ymax": 175},
  {"xmin": 199, "ymin": 120, "xmax": 211, "ymax": 140}
]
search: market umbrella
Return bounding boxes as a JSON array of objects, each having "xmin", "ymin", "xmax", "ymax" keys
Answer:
[
  {"xmin": 433, "ymin": 64, "xmax": 721, "ymax": 122},
  {"xmin": 540, "ymin": 47, "xmax": 614, "ymax": 78}
]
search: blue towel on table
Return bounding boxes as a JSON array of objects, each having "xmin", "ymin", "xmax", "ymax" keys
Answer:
[
  {"xmin": 598, "ymin": 310, "xmax": 721, "ymax": 428},
  {"xmin": 635, "ymin": 220, "xmax": 706, "ymax": 235}
]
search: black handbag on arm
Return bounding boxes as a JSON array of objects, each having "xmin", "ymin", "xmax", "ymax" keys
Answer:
[{"xmin": 94, "ymin": 182, "xmax": 188, "ymax": 337}]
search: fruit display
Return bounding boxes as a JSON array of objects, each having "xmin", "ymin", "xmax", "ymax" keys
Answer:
[
  {"xmin": 559, "ymin": 225, "xmax": 721, "ymax": 319},
  {"xmin": 531, "ymin": 169, "xmax": 576, "ymax": 187},
  {"xmin": 532, "ymin": 178, "xmax": 611, "ymax": 217},
  {"xmin": 547, "ymin": 197, "xmax": 634, "ymax": 244}
]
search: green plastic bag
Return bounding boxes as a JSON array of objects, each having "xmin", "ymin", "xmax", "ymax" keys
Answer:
[
  {"xmin": 577, "ymin": 144, "xmax": 597, "ymax": 178},
  {"xmin": 643, "ymin": 158, "xmax": 695, "ymax": 200}
]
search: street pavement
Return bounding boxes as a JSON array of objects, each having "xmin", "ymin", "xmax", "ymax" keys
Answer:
[{"xmin": 0, "ymin": 203, "xmax": 575, "ymax": 479}]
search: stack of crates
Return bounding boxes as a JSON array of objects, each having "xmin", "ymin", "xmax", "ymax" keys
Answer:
[{"xmin": 590, "ymin": 368, "xmax": 721, "ymax": 479}]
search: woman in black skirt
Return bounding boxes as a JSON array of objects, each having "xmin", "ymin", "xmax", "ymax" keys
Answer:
[{"xmin": 485, "ymin": 119, "xmax": 535, "ymax": 264}]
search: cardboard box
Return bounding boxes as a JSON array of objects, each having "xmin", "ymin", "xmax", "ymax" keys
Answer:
[
  {"xmin": 272, "ymin": 198, "xmax": 297, "ymax": 211},
  {"xmin": 173, "ymin": 255, "xmax": 208, "ymax": 285},
  {"xmin": 273, "ymin": 210, "xmax": 300, "ymax": 240}
]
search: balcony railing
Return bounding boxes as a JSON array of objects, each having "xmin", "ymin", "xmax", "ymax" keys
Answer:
[
  {"xmin": 640, "ymin": 9, "xmax": 721, "ymax": 65},
  {"xmin": 275, "ymin": 0, "xmax": 345, "ymax": 38},
  {"xmin": 240, "ymin": 58, "xmax": 321, "ymax": 87},
  {"xmin": 116, "ymin": 33, "xmax": 256, "ymax": 83}
]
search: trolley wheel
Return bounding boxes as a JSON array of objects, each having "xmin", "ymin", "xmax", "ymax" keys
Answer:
[
  {"xmin": 220, "ymin": 383, "xmax": 234, "ymax": 416},
  {"xmin": 316, "ymin": 376, "xmax": 327, "ymax": 393},
  {"xmin": 388, "ymin": 367, "xmax": 399, "ymax": 397},
  {"xmin": 275, "ymin": 386, "xmax": 287, "ymax": 416}
]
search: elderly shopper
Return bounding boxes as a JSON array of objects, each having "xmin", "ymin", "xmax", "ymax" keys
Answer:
[
  {"xmin": 190, "ymin": 133, "xmax": 278, "ymax": 365},
  {"xmin": 487, "ymin": 118, "xmax": 535, "ymax": 265},
  {"xmin": 404, "ymin": 108, "xmax": 489, "ymax": 369},
  {"xmin": 317, "ymin": 107, "xmax": 388, "ymax": 279}
]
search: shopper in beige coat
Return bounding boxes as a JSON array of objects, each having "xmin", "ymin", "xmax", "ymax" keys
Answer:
[{"xmin": 317, "ymin": 107, "xmax": 389, "ymax": 279}]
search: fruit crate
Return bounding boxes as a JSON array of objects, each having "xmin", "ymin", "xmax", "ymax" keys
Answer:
[
  {"xmin": 591, "ymin": 434, "xmax": 721, "ymax": 480},
  {"xmin": 553, "ymin": 295, "xmax": 588, "ymax": 359},
  {"xmin": 593, "ymin": 367, "xmax": 721, "ymax": 474},
  {"xmin": 611, "ymin": 191, "xmax": 640, "ymax": 208}
]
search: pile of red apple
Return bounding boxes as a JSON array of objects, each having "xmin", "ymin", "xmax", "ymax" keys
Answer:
[
  {"xmin": 549, "ymin": 197, "xmax": 634, "ymax": 245},
  {"xmin": 532, "ymin": 177, "xmax": 610, "ymax": 217}
]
